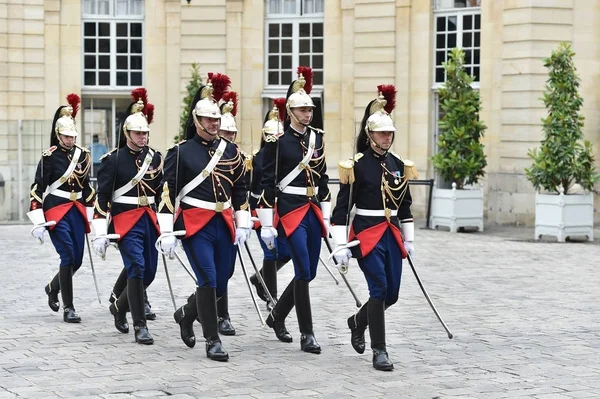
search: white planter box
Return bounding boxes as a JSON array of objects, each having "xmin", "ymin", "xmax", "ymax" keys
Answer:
[
  {"xmin": 535, "ymin": 192, "xmax": 594, "ymax": 242},
  {"xmin": 430, "ymin": 183, "xmax": 484, "ymax": 233}
]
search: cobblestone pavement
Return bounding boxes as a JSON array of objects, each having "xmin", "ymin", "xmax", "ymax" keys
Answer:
[{"xmin": 1, "ymin": 223, "xmax": 599, "ymax": 399}]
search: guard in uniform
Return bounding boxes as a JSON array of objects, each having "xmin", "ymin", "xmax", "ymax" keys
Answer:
[
  {"xmin": 258, "ymin": 66, "xmax": 330, "ymax": 354},
  {"xmin": 161, "ymin": 80, "xmax": 250, "ymax": 361},
  {"xmin": 330, "ymin": 85, "xmax": 417, "ymax": 371},
  {"xmin": 108, "ymin": 268, "xmax": 156, "ymax": 320},
  {"xmin": 248, "ymin": 99, "xmax": 292, "ymax": 310},
  {"xmin": 29, "ymin": 94, "xmax": 95, "ymax": 323},
  {"xmin": 92, "ymin": 88, "xmax": 163, "ymax": 345}
]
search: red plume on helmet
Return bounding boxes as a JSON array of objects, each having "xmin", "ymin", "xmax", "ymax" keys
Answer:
[
  {"xmin": 274, "ymin": 97, "xmax": 286, "ymax": 121},
  {"xmin": 209, "ymin": 73, "xmax": 231, "ymax": 103},
  {"xmin": 222, "ymin": 91, "xmax": 238, "ymax": 116},
  {"xmin": 66, "ymin": 93, "xmax": 80, "ymax": 118},
  {"xmin": 145, "ymin": 103, "xmax": 154, "ymax": 124},
  {"xmin": 377, "ymin": 84, "xmax": 396, "ymax": 114},
  {"xmin": 130, "ymin": 87, "xmax": 148, "ymax": 113},
  {"xmin": 297, "ymin": 66, "xmax": 313, "ymax": 95}
]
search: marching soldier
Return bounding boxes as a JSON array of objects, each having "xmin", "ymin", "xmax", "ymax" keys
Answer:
[
  {"xmin": 108, "ymin": 268, "xmax": 156, "ymax": 320},
  {"xmin": 92, "ymin": 88, "xmax": 163, "ymax": 345},
  {"xmin": 257, "ymin": 66, "xmax": 330, "ymax": 354},
  {"xmin": 330, "ymin": 85, "xmax": 417, "ymax": 371},
  {"xmin": 161, "ymin": 79, "xmax": 250, "ymax": 362},
  {"xmin": 29, "ymin": 94, "xmax": 95, "ymax": 323},
  {"xmin": 248, "ymin": 99, "xmax": 292, "ymax": 310}
]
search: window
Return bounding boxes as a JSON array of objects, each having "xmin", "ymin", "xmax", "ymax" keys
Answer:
[
  {"xmin": 82, "ymin": 0, "xmax": 144, "ymax": 89},
  {"xmin": 265, "ymin": 0, "xmax": 324, "ymax": 89},
  {"xmin": 433, "ymin": 2, "xmax": 480, "ymax": 85}
]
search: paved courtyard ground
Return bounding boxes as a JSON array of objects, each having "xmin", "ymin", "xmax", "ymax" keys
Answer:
[{"xmin": 1, "ymin": 223, "xmax": 599, "ymax": 398}]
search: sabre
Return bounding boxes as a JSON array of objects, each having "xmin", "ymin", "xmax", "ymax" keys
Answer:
[
  {"xmin": 323, "ymin": 237, "xmax": 362, "ymax": 308},
  {"xmin": 91, "ymin": 233, "xmax": 121, "ymax": 260},
  {"xmin": 243, "ymin": 241, "xmax": 277, "ymax": 305},
  {"xmin": 161, "ymin": 253, "xmax": 177, "ymax": 311},
  {"xmin": 318, "ymin": 256, "xmax": 339, "ymax": 285},
  {"xmin": 406, "ymin": 253, "xmax": 453, "ymax": 339},
  {"xmin": 173, "ymin": 250, "xmax": 198, "ymax": 284},
  {"xmin": 84, "ymin": 233, "xmax": 102, "ymax": 304},
  {"xmin": 237, "ymin": 247, "xmax": 265, "ymax": 326}
]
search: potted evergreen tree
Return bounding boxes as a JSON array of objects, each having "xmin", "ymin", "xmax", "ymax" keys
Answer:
[
  {"xmin": 430, "ymin": 47, "xmax": 487, "ymax": 232},
  {"xmin": 525, "ymin": 42, "xmax": 598, "ymax": 242}
]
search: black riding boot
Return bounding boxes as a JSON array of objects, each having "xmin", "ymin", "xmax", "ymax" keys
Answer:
[
  {"xmin": 265, "ymin": 278, "xmax": 294, "ymax": 343},
  {"xmin": 128, "ymin": 278, "xmax": 153, "ymax": 345},
  {"xmin": 368, "ymin": 299, "xmax": 393, "ymax": 371},
  {"xmin": 44, "ymin": 272, "xmax": 60, "ymax": 312},
  {"xmin": 196, "ymin": 287, "xmax": 228, "ymax": 361},
  {"xmin": 59, "ymin": 265, "xmax": 81, "ymax": 323},
  {"xmin": 348, "ymin": 300, "xmax": 369, "ymax": 354},
  {"xmin": 217, "ymin": 291, "xmax": 236, "ymax": 336},
  {"xmin": 173, "ymin": 292, "xmax": 197, "ymax": 348},
  {"xmin": 144, "ymin": 289, "xmax": 156, "ymax": 320},
  {"xmin": 109, "ymin": 288, "xmax": 129, "ymax": 334},
  {"xmin": 251, "ymin": 259, "xmax": 287, "ymax": 308},
  {"xmin": 109, "ymin": 268, "xmax": 128, "ymax": 304},
  {"xmin": 294, "ymin": 279, "xmax": 320, "ymax": 354}
]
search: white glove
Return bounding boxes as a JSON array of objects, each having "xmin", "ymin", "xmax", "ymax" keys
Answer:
[
  {"xmin": 323, "ymin": 218, "xmax": 331, "ymax": 237},
  {"xmin": 159, "ymin": 234, "xmax": 177, "ymax": 259},
  {"xmin": 235, "ymin": 227, "xmax": 251, "ymax": 246},
  {"xmin": 404, "ymin": 241, "xmax": 415, "ymax": 258},
  {"xmin": 86, "ymin": 207, "xmax": 94, "ymax": 223},
  {"xmin": 32, "ymin": 226, "xmax": 46, "ymax": 244},
  {"xmin": 260, "ymin": 226, "xmax": 278, "ymax": 250},
  {"xmin": 93, "ymin": 237, "xmax": 109, "ymax": 259},
  {"xmin": 333, "ymin": 247, "xmax": 352, "ymax": 266}
]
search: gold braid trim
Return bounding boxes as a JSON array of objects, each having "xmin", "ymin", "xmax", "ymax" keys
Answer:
[
  {"xmin": 95, "ymin": 199, "xmax": 108, "ymax": 217},
  {"xmin": 259, "ymin": 190, "xmax": 273, "ymax": 208},
  {"xmin": 86, "ymin": 186, "xmax": 96, "ymax": 203},
  {"xmin": 239, "ymin": 201, "xmax": 249, "ymax": 211},
  {"xmin": 403, "ymin": 159, "xmax": 419, "ymax": 181},
  {"xmin": 30, "ymin": 184, "xmax": 43, "ymax": 203},
  {"xmin": 158, "ymin": 182, "xmax": 174, "ymax": 213}
]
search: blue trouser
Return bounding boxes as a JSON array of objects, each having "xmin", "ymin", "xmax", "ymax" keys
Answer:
[
  {"xmin": 117, "ymin": 213, "xmax": 159, "ymax": 287},
  {"xmin": 256, "ymin": 229, "xmax": 291, "ymax": 262},
  {"xmin": 285, "ymin": 208, "xmax": 322, "ymax": 281},
  {"xmin": 358, "ymin": 227, "xmax": 403, "ymax": 307},
  {"xmin": 181, "ymin": 215, "xmax": 234, "ymax": 297},
  {"xmin": 49, "ymin": 206, "xmax": 86, "ymax": 270},
  {"xmin": 228, "ymin": 245, "xmax": 237, "ymax": 279}
]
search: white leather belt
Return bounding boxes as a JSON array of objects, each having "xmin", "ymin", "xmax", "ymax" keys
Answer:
[
  {"xmin": 51, "ymin": 189, "xmax": 82, "ymax": 201},
  {"xmin": 280, "ymin": 186, "xmax": 319, "ymax": 196},
  {"xmin": 250, "ymin": 192, "xmax": 261, "ymax": 199},
  {"xmin": 356, "ymin": 208, "xmax": 395, "ymax": 217},
  {"xmin": 181, "ymin": 196, "xmax": 231, "ymax": 212},
  {"xmin": 113, "ymin": 196, "xmax": 155, "ymax": 206}
]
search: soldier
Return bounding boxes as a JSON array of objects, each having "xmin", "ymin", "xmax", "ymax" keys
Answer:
[
  {"xmin": 29, "ymin": 94, "xmax": 95, "ymax": 323},
  {"xmin": 214, "ymin": 88, "xmax": 255, "ymax": 336},
  {"xmin": 248, "ymin": 99, "xmax": 292, "ymax": 310},
  {"xmin": 92, "ymin": 88, "xmax": 163, "ymax": 345},
  {"xmin": 161, "ymin": 79, "xmax": 250, "ymax": 362},
  {"xmin": 330, "ymin": 85, "xmax": 417, "ymax": 371},
  {"xmin": 108, "ymin": 268, "xmax": 156, "ymax": 320},
  {"xmin": 257, "ymin": 66, "xmax": 330, "ymax": 354}
]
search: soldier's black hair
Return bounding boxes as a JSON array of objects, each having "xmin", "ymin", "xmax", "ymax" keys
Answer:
[
  {"xmin": 356, "ymin": 99, "xmax": 377, "ymax": 153},
  {"xmin": 184, "ymin": 85, "xmax": 205, "ymax": 140},
  {"xmin": 260, "ymin": 108, "xmax": 270, "ymax": 148},
  {"xmin": 49, "ymin": 106, "xmax": 67, "ymax": 147}
]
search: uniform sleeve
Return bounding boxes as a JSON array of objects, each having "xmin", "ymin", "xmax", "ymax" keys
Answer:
[
  {"xmin": 81, "ymin": 151, "xmax": 96, "ymax": 207},
  {"xmin": 158, "ymin": 146, "xmax": 178, "ymax": 215},
  {"xmin": 397, "ymin": 163, "xmax": 413, "ymax": 223},
  {"xmin": 258, "ymin": 138, "xmax": 277, "ymax": 208},
  {"xmin": 94, "ymin": 152, "xmax": 115, "ymax": 219},
  {"xmin": 317, "ymin": 136, "xmax": 330, "ymax": 202},
  {"xmin": 331, "ymin": 181, "xmax": 353, "ymax": 226},
  {"xmin": 29, "ymin": 155, "xmax": 50, "ymax": 211},
  {"xmin": 152, "ymin": 151, "xmax": 164, "ymax": 205},
  {"xmin": 231, "ymin": 160, "xmax": 250, "ymax": 211}
]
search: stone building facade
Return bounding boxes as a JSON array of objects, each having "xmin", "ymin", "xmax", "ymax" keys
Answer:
[{"xmin": 0, "ymin": 0, "xmax": 598, "ymax": 223}]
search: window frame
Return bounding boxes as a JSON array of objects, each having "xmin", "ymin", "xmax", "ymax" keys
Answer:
[
  {"xmin": 82, "ymin": 0, "xmax": 144, "ymax": 19},
  {"xmin": 81, "ymin": 19, "xmax": 144, "ymax": 92},
  {"xmin": 431, "ymin": 7, "xmax": 481, "ymax": 90},
  {"xmin": 263, "ymin": 0, "xmax": 324, "ymax": 98}
]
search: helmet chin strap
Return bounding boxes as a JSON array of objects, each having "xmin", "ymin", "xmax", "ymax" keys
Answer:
[
  {"xmin": 367, "ymin": 131, "xmax": 394, "ymax": 154},
  {"xmin": 288, "ymin": 106, "xmax": 312, "ymax": 129}
]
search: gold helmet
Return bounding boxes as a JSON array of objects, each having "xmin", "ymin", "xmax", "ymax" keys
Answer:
[
  {"xmin": 119, "ymin": 88, "xmax": 154, "ymax": 147},
  {"xmin": 286, "ymin": 66, "xmax": 316, "ymax": 112},
  {"xmin": 193, "ymin": 83, "xmax": 221, "ymax": 119},
  {"xmin": 219, "ymin": 91, "xmax": 238, "ymax": 133},
  {"xmin": 262, "ymin": 98, "xmax": 285, "ymax": 139},
  {"xmin": 365, "ymin": 85, "xmax": 397, "ymax": 133},
  {"xmin": 53, "ymin": 93, "xmax": 80, "ymax": 138}
]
